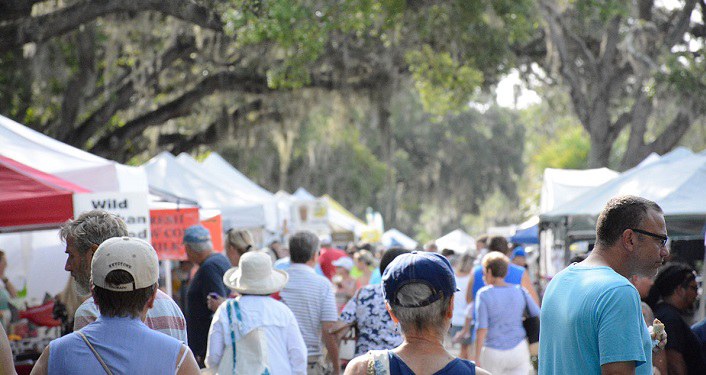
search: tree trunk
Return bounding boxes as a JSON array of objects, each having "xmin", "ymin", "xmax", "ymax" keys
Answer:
[
  {"xmin": 585, "ymin": 106, "xmax": 613, "ymax": 168},
  {"xmin": 371, "ymin": 82, "xmax": 396, "ymax": 228}
]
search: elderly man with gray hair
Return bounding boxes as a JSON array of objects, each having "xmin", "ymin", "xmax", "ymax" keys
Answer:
[
  {"xmin": 33, "ymin": 237, "xmax": 199, "ymax": 374},
  {"xmin": 183, "ymin": 225, "xmax": 230, "ymax": 367},
  {"xmin": 64, "ymin": 210, "xmax": 187, "ymax": 343},
  {"xmin": 344, "ymin": 251, "xmax": 490, "ymax": 375},
  {"xmin": 280, "ymin": 231, "xmax": 341, "ymax": 375}
]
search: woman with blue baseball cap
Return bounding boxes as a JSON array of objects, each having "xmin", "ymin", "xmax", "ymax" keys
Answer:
[{"xmin": 344, "ymin": 251, "xmax": 490, "ymax": 375}]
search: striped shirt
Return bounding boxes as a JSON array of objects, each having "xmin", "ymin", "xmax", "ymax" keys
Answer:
[
  {"xmin": 280, "ymin": 263, "xmax": 338, "ymax": 357},
  {"xmin": 73, "ymin": 289, "xmax": 188, "ymax": 343}
]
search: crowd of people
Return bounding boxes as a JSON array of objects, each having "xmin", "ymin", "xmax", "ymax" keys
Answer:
[{"xmin": 0, "ymin": 194, "xmax": 704, "ymax": 374}]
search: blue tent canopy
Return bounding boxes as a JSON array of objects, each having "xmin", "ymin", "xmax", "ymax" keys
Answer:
[{"xmin": 510, "ymin": 224, "xmax": 538, "ymax": 245}]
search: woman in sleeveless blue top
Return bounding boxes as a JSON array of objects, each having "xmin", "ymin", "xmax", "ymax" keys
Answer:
[
  {"xmin": 344, "ymin": 252, "xmax": 489, "ymax": 375},
  {"xmin": 388, "ymin": 351, "xmax": 476, "ymax": 374}
]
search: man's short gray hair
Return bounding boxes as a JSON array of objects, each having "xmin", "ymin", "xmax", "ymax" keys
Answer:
[
  {"xmin": 289, "ymin": 231, "xmax": 319, "ymax": 263},
  {"xmin": 185, "ymin": 241, "xmax": 213, "ymax": 253},
  {"xmin": 60, "ymin": 210, "xmax": 128, "ymax": 254},
  {"xmin": 389, "ymin": 283, "xmax": 451, "ymax": 335}
]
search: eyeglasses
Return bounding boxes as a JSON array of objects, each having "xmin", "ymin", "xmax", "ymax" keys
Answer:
[{"xmin": 630, "ymin": 228, "xmax": 669, "ymax": 247}]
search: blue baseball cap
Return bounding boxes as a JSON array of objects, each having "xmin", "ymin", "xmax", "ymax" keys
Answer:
[
  {"xmin": 183, "ymin": 225, "xmax": 211, "ymax": 244},
  {"xmin": 512, "ymin": 247, "xmax": 526, "ymax": 259},
  {"xmin": 382, "ymin": 251, "xmax": 458, "ymax": 308}
]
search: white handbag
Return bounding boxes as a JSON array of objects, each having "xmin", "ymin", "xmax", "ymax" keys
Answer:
[{"xmin": 204, "ymin": 299, "xmax": 270, "ymax": 375}]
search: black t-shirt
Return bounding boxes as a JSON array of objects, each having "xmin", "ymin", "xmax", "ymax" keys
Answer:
[
  {"xmin": 186, "ymin": 253, "xmax": 231, "ymax": 358},
  {"xmin": 654, "ymin": 302, "xmax": 706, "ymax": 374}
]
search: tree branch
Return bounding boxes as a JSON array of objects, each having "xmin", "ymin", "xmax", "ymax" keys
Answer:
[
  {"xmin": 539, "ymin": 1, "xmax": 591, "ymax": 126},
  {"xmin": 0, "ymin": 0, "xmax": 43, "ymax": 22},
  {"xmin": 0, "ymin": 0, "xmax": 222, "ymax": 53},
  {"xmin": 158, "ymin": 99, "xmax": 269, "ymax": 155},
  {"xmin": 89, "ymin": 70, "xmax": 272, "ymax": 156},
  {"xmin": 56, "ymin": 24, "xmax": 97, "ymax": 141},
  {"xmin": 664, "ymin": 0, "xmax": 697, "ymax": 48},
  {"xmin": 598, "ymin": 16, "xmax": 622, "ymax": 74},
  {"xmin": 66, "ymin": 33, "xmax": 198, "ymax": 147}
]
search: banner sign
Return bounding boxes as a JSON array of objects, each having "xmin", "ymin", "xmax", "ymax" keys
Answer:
[
  {"xmin": 150, "ymin": 209, "xmax": 224, "ymax": 260},
  {"xmin": 201, "ymin": 214, "xmax": 224, "ymax": 253},
  {"xmin": 290, "ymin": 199, "xmax": 329, "ymax": 233},
  {"xmin": 150, "ymin": 208, "xmax": 200, "ymax": 260},
  {"xmin": 73, "ymin": 192, "xmax": 150, "ymax": 242}
]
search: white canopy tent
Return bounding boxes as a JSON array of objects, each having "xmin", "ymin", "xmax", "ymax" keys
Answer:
[
  {"xmin": 435, "ymin": 229, "xmax": 475, "ymax": 254},
  {"xmin": 0, "ymin": 115, "xmax": 149, "ymax": 303},
  {"xmin": 540, "ymin": 167, "xmax": 619, "ymax": 213},
  {"xmin": 382, "ymin": 229, "xmax": 418, "ymax": 249},
  {"xmin": 201, "ymin": 153, "xmax": 274, "ymax": 201},
  {"xmin": 536, "ymin": 166, "xmax": 619, "ymax": 280},
  {"xmin": 0, "ymin": 115, "xmax": 147, "ymax": 192},
  {"xmin": 175, "ymin": 153, "xmax": 279, "ymax": 232},
  {"xmin": 142, "ymin": 152, "xmax": 266, "ymax": 230},
  {"xmin": 293, "ymin": 187, "xmax": 317, "ymax": 200},
  {"xmin": 542, "ymin": 148, "xmax": 706, "ymax": 221},
  {"xmin": 540, "ymin": 148, "xmax": 706, "ymax": 278},
  {"xmin": 541, "ymin": 148, "xmax": 706, "ymax": 321},
  {"xmin": 322, "ymin": 195, "xmax": 370, "ymax": 237}
]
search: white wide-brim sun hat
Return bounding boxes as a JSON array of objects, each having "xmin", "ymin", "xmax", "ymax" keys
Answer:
[{"xmin": 223, "ymin": 251, "xmax": 288, "ymax": 295}]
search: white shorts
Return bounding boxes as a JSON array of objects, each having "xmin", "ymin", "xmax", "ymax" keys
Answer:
[{"xmin": 480, "ymin": 339, "xmax": 531, "ymax": 375}]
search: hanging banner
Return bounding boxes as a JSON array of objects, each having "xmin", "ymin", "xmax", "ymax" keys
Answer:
[
  {"xmin": 150, "ymin": 209, "xmax": 224, "ymax": 260},
  {"xmin": 150, "ymin": 208, "xmax": 200, "ymax": 260},
  {"xmin": 73, "ymin": 192, "xmax": 150, "ymax": 242},
  {"xmin": 290, "ymin": 199, "xmax": 329, "ymax": 233},
  {"xmin": 201, "ymin": 214, "xmax": 224, "ymax": 253}
]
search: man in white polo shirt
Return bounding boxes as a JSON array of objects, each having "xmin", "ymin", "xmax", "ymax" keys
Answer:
[{"xmin": 280, "ymin": 231, "xmax": 340, "ymax": 375}]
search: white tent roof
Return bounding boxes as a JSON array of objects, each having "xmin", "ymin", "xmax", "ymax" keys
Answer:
[
  {"xmin": 142, "ymin": 152, "xmax": 265, "ymax": 229},
  {"xmin": 0, "ymin": 115, "xmax": 149, "ymax": 304},
  {"xmin": 175, "ymin": 153, "xmax": 279, "ymax": 231},
  {"xmin": 200, "ymin": 153, "xmax": 274, "ymax": 202},
  {"xmin": 322, "ymin": 195, "xmax": 369, "ymax": 235},
  {"xmin": 540, "ymin": 167, "xmax": 619, "ymax": 213},
  {"xmin": 293, "ymin": 187, "xmax": 317, "ymax": 200},
  {"xmin": 542, "ymin": 148, "xmax": 706, "ymax": 219},
  {"xmin": 382, "ymin": 229, "xmax": 418, "ymax": 249},
  {"xmin": 435, "ymin": 229, "xmax": 475, "ymax": 253},
  {"xmin": 0, "ymin": 115, "xmax": 147, "ymax": 192}
]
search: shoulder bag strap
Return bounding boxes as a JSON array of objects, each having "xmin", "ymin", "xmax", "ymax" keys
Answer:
[
  {"xmin": 175, "ymin": 344, "xmax": 190, "ymax": 373},
  {"xmin": 76, "ymin": 331, "xmax": 113, "ymax": 375},
  {"xmin": 226, "ymin": 299, "xmax": 239, "ymax": 375}
]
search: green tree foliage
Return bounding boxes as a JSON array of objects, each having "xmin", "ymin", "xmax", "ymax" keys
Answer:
[
  {"xmin": 531, "ymin": 126, "xmax": 590, "ymax": 170},
  {"xmin": 537, "ymin": 0, "xmax": 706, "ymax": 168},
  {"xmin": 0, "ymin": 0, "xmax": 538, "ymax": 232}
]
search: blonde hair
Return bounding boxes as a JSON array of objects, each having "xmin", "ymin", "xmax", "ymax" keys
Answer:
[
  {"xmin": 482, "ymin": 251, "xmax": 509, "ymax": 278},
  {"xmin": 226, "ymin": 229, "xmax": 254, "ymax": 255}
]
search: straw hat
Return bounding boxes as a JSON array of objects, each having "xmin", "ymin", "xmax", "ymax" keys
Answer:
[{"xmin": 223, "ymin": 251, "xmax": 288, "ymax": 295}]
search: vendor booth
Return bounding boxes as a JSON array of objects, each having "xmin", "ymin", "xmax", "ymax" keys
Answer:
[
  {"xmin": 0, "ymin": 155, "xmax": 90, "ymax": 232},
  {"xmin": 142, "ymin": 152, "xmax": 266, "ymax": 235},
  {"xmin": 381, "ymin": 229, "xmax": 418, "ymax": 249},
  {"xmin": 435, "ymin": 229, "xmax": 475, "ymax": 254},
  {"xmin": 540, "ymin": 148, "xmax": 706, "ymax": 279}
]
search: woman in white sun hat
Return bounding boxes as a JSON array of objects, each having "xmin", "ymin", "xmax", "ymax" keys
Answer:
[{"xmin": 204, "ymin": 251, "xmax": 307, "ymax": 374}]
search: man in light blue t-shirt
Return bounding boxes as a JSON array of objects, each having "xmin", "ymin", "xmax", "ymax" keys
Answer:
[{"xmin": 539, "ymin": 196, "xmax": 669, "ymax": 375}]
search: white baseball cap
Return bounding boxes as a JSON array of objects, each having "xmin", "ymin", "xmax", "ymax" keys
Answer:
[
  {"xmin": 332, "ymin": 256, "xmax": 354, "ymax": 271},
  {"xmin": 91, "ymin": 237, "xmax": 159, "ymax": 292}
]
